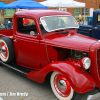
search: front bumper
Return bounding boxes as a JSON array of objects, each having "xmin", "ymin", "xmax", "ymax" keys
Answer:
[{"xmin": 87, "ymin": 92, "xmax": 100, "ymax": 100}]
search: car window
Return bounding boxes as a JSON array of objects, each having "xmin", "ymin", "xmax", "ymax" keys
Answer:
[
  {"xmin": 17, "ymin": 18, "xmax": 37, "ymax": 36},
  {"xmin": 40, "ymin": 15, "xmax": 79, "ymax": 32},
  {"xmin": 97, "ymin": 14, "xmax": 100, "ymax": 25}
]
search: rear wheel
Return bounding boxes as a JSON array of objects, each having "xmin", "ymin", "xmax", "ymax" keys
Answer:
[
  {"xmin": 0, "ymin": 37, "xmax": 14, "ymax": 63},
  {"xmin": 50, "ymin": 71, "xmax": 79, "ymax": 100}
]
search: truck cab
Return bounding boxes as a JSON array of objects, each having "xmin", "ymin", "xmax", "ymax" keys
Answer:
[{"xmin": 77, "ymin": 9, "xmax": 100, "ymax": 40}]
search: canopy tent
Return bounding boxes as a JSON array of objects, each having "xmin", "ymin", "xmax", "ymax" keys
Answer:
[
  {"xmin": 72, "ymin": 1, "xmax": 85, "ymax": 8},
  {"xmin": 0, "ymin": 2, "xmax": 6, "ymax": 9},
  {"xmin": 40, "ymin": 0, "xmax": 85, "ymax": 8},
  {"xmin": 0, "ymin": 2, "xmax": 6, "ymax": 23},
  {"xmin": 40, "ymin": 0, "xmax": 85, "ymax": 23},
  {"xmin": 2, "ymin": 0, "xmax": 48, "ymax": 9}
]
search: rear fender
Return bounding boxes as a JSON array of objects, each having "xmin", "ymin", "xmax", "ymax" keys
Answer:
[{"xmin": 27, "ymin": 61, "xmax": 97, "ymax": 93}]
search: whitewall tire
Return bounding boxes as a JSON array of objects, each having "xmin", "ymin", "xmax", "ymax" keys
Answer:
[{"xmin": 50, "ymin": 71, "xmax": 79, "ymax": 100}]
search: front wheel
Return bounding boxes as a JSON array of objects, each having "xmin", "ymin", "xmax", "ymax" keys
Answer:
[{"xmin": 50, "ymin": 71, "xmax": 79, "ymax": 100}]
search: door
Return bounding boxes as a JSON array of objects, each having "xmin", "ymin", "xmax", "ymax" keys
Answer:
[{"xmin": 13, "ymin": 17, "xmax": 40, "ymax": 69}]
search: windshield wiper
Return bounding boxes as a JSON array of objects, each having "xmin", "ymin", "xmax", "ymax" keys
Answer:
[
  {"xmin": 55, "ymin": 29, "xmax": 65, "ymax": 32},
  {"xmin": 55, "ymin": 30, "xmax": 69, "ymax": 34},
  {"xmin": 58, "ymin": 31, "xmax": 69, "ymax": 34}
]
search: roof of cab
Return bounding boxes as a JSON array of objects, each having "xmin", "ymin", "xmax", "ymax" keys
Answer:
[
  {"xmin": 93, "ymin": 9, "xmax": 100, "ymax": 13},
  {"xmin": 14, "ymin": 9, "xmax": 72, "ymax": 19}
]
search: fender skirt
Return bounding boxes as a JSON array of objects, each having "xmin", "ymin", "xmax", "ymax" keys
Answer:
[{"xmin": 27, "ymin": 61, "xmax": 97, "ymax": 93}]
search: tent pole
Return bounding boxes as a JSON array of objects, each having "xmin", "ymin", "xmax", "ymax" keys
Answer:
[
  {"xmin": 0, "ymin": 9, "xmax": 2, "ymax": 24},
  {"xmin": 84, "ymin": 7, "xmax": 85, "ymax": 25}
]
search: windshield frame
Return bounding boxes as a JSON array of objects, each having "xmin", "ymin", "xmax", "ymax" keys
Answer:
[{"xmin": 40, "ymin": 15, "xmax": 79, "ymax": 32}]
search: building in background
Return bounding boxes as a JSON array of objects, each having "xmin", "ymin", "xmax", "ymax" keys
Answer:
[
  {"xmin": 67, "ymin": 0, "xmax": 100, "ymax": 20},
  {"xmin": 0, "ymin": 0, "xmax": 100, "ymax": 20}
]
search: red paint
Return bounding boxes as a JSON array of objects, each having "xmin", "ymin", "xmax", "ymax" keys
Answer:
[
  {"xmin": 0, "ymin": 29, "xmax": 13, "ymax": 38},
  {"xmin": 44, "ymin": 33, "xmax": 97, "ymax": 52},
  {"xmin": 0, "ymin": 9, "xmax": 99, "ymax": 94},
  {"xmin": 27, "ymin": 61, "xmax": 97, "ymax": 93}
]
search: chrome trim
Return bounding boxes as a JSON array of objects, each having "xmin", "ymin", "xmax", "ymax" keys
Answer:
[
  {"xmin": 87, "ymin": 92, "xmax": 100, "ymax": 100},
  {"xmin": 58, "ymin": 79, "xmax": 67, "ymax": 92},
  {"xmin": 1, "ymin": 46, "xmax": 6, "ymax": 56}
]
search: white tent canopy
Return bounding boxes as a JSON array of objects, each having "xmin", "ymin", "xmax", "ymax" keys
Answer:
[
  {"xmin": 40, "ymin": 0, "xmax": 85, "ymax": 8},
  {"xmin": 69, "ymin": 1, "xmax": 85, "ymax": 8},
  {"xmin": 40, "ymin": 0, "xmax": 86, "ymax": 23}
]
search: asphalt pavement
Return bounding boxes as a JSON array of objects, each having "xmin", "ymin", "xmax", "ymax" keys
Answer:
[{"xmin": 0, "ymin": 65, "xmax": 99, "ymax": 100}]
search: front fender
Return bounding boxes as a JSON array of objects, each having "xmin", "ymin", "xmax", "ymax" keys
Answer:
[{"xmin": 27, "ymin": 61, "xmax": 97, "ymax": 93}]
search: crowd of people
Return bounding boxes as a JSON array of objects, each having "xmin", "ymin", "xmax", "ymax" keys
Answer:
[
  {"xmin": 0, "ymin": 18, "xmax": 13, "ymax": 29},
  {"xmin": 0, "ymin": 18, "xmax": 30, "ymax": 29}
]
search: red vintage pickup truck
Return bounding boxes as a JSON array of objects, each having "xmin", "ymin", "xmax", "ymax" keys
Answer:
[{"xmin": 0, "ymin": 9, "xmax": 100, "ymax": 100}]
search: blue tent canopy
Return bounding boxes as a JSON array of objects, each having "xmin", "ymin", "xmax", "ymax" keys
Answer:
[
  {"xmin": 0, "ymin": 2, "xmax": 6, "ymax": 9},
  {"xmin": 2, "ymin": 0, "xmax": 48, "ymax": 9}
]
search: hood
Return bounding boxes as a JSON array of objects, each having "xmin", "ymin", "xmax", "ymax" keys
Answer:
[{"xmin": 44, "ymin": 33, "xmax": 98, "ymax": 52}]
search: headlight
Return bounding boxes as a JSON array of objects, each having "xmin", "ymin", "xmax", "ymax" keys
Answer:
[{"xmin": 80, "ymin": 57, "xmax": 91, "ymax": 70}]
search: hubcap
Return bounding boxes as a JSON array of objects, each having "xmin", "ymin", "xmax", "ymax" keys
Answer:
[
  {"xmin": 0, "ymin": 43, "xmax": 8, "ymax": 59},
  {"xmin": 58, "ymin": 79, "xmax": 67, "ymax": 92},
  {"xmin": 54, "ymin": 74, "xmax": 71, "ymax": 97},
  {"xmin": 1, "ymin": 46, "xmax": 6, "ymax": 55}
]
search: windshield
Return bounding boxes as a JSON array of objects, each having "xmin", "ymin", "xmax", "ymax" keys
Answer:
[{"xmin": 40, "ymin": 15, "xmax": 79, "ymax": 32}]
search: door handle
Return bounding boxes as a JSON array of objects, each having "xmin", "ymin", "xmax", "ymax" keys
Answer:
[{"xmin": 13, "ymin": 39, "xmax": 17, "ymax": 42}]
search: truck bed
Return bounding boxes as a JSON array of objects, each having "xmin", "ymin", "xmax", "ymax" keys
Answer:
[{"xmin": 0, "ymin": 29, "xmax": 13, "ymax": 38}]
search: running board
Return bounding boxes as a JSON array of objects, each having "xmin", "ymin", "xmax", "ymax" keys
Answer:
[{"xmin": 0, "ymin": 60, "xmax": 33, "ymax": 76}]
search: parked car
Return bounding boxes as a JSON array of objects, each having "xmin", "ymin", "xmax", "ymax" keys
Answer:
[
  {"xmin": 0, "ymin": 9, "xmax": 99, "ymax": 100},
  {"xmin": 77, "ymin": 9, "xmax": 100, "ymax": 40}
]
